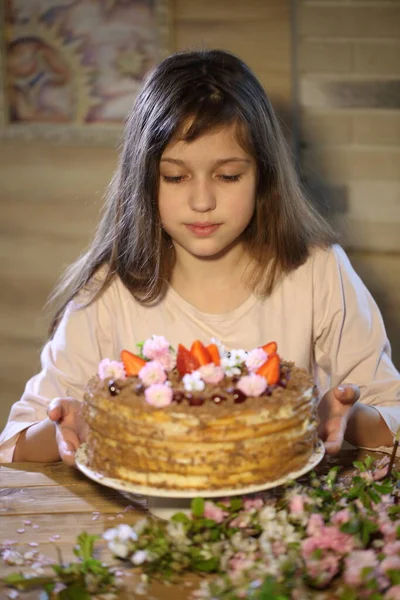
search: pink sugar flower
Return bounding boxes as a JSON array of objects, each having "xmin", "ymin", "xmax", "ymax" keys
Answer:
[
  {"xmin": 304, "ymin": 551, "xmax": 340, "ymax": 587},
  {"xmin": 289, "ymin": 494, "xmax": 306, "ymax": 515},
  {"xmin": 144, "ymin": 384, "xmax": 173, "ymax": 408},
  {"xmin": 243, "ymin": 497, "xmax": 264, "ymax": 511},
  {"xmin": 332, "ymin": 508, "xmax": 351, "ymax": 526},
  {"xmin": 385, "ymin": 541, "xmax": 400, "ymax": 556},
  {"xmin": 199, "ymin": 363, "xmax": 225, "ymax": 384},
  {"xmin": 343, "ymin": 550, "xmax": 378, "ymax": 587},
  {"xmin": 236, "ymin": 374, "xmax": 267, "ymax": 397},
  {"xmin": 143, "ymin": 335, "xmax": 170, "ymax": 360},
  {"xmin": 302, "ymin": 524, "xmax": 354, "ymax": 562},
  {"xmin": 98, "ymin": 358, "xmax": 126, "ymax": 381},
  {"xmin": 155, "ymin": 351, "xmax": 176, "ymax": 372},
  {"xmin": 385, "ymin": 586, "xmax": 400, "ymax": 600},
  {"xmin": 203, "ymin": 501, "xmax": 228, "ymax": 524},
  {"xmin": 380, "ymin": 556, "xmax": 400, "ymax": 574},
  {"xmin": 373, "ymin": 466, "xmax": 389, "ymax": 480},
  {"xmin": 230, "ymin": 514, "xmax": 251, "ymax": 528},
  {"xmin": 323, "ymin": 525, "xmax": 355, "ymax": 554},
  {"xmin": 271, "ymin": 540, "xmax": 287, "ymax": 558},
  {"xmin": 360, "ymin": 471, "xmax": 374, "ymax": 482},
  {"xmin": 139, "ymin": 360, "xmax": 167, "ymax": 386},
  {"xmin": 245, "ymin": 348, "xmax": 267, "ymax": 373},
  {"xmin": 306, "ymin": 513, "xmax": 325, "ymax": 536},
  {"xmin": 229, "ymin": 552, "xmax": 254, "ymax": 574},
  {"xmin": 379, "ymin": 518, "xmax": 398, "ymax": 542}
]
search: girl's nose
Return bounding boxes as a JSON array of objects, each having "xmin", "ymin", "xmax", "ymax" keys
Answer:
[{"xmin": 188, "ymin": 178, "xmax": 216, "ymax": 212}]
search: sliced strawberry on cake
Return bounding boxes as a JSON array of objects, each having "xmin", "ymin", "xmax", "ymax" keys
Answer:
[
  {"xmin": 120, "ymin": 350, "xmax": 147, "ymax": 376},
  {"xmin": 256, "ymin": 353, "xmax": 280, "ymax": 385},
  {"xmin": 176, "ymin": 344, "xmax": 200, "ymax": 376}
]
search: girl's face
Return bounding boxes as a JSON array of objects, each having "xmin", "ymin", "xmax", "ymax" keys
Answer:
[{"xmin": 158, "ymin": 124, "xmax": 257, "ymax": 261}]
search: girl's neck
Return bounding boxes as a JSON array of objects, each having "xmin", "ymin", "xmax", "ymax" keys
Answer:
[{"xmin": 170, "ymin": 244, "xmax": 255, "ymax": 314}]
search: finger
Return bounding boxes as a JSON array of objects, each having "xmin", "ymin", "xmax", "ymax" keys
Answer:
[
  {"xmin": 59, "ymin": 440, "xmax": 77, "ymax": 466},
  {"xmin": 324, "ymin": 438, "xmax": 343, "ymax": 456},
  {"xmin": 47, "ymin": 397, "xmax": 76, "ymax": 422},
  {"xmin": 334, "ymin": 384, "xmax": 360, "ymax": 404},
  {"xmin": 322, "ymin": 419, "xmax": 347, "ymax": 455},
  {"xmin": 57, "ymin": 429, "xmax": 80, "ymax": 466}
]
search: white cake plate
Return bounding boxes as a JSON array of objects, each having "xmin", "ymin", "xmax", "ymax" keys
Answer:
[{"xmin": 76, "ymin": 440, "xmax": 325, "ymax": 519}]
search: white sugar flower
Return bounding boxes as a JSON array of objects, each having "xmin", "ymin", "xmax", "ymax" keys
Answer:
[
  {"xmin": 103, "ymin": 523, "xmax": 137, "ymax": 542},
  {"xmin": 133, "ymin": 518, "xmax": 149, "ymax": 535},
  {"xmin": 103, "ymin": 524, "xmax": 137, "ymax": 559},
  {"xmin": 183, "ymin": 370, "xmax": 205, "ymax": 392},
  {"xmin": 166, "ymin": 521, "xmax": 190, "ymax": 547},
  {"xmin": 130, "ymin": 550, "xmax": 148, "ymax": 565},
  {"xmin": 229, "ymin": 349, "xmax": 248, "ymax": 364},
  {"xmin": 220, "ymin": 356, "xmax": 241, "ymax": 377},
  {"xmin": 258, "ymin": 505, "xmax": 277, "ymax": 529}
]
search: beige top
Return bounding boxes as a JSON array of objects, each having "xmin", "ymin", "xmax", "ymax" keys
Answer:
[{"xmin": 1, "ymin": 245, "xmax": 399, "ymax": 462}]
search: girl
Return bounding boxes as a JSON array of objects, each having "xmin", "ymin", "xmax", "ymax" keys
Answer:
[{"xmin": 0, "ymin": 49, "xmax": 399, "ymax": 466}]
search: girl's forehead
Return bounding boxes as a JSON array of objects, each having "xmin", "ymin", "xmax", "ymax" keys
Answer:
[{"xmin": 161, "ymin": 123, "xmax": 251, "ymax": 160}]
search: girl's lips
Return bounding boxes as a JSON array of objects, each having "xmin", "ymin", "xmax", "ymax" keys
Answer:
[{"xmin": 186, "ymin": 223, "xmax": 221, "ymax": 237}]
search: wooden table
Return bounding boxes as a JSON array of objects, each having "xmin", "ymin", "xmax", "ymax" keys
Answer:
[{"xmin": 0, "ymin": 449, "xmax": 397, "ymax": 599}]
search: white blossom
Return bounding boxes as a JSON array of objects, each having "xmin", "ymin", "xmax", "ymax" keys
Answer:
[
  {"xmin": 229, "ymin": 349, "xmax": 248, "ymax": 364},
  {"xmin": 133, "ymin": 518, "xmax": 149, "ymax": 536},
  {"xmin": 103, "ymin": 524, "xmax": 137, "ymax": 559},
  {"xmin": 220, "ymin": 356, "xmax": 241, "ymax": 377},
  {"xmin": 183, "ymin": 371, "xmax": 205, "ymax": 392},
  {"xmin": 130, "ymin": 550, "xmax": 148, "ymax": 565},
  {"xmin": 103, "ymin": 524, "xmax": 137, "ymax": 543}
]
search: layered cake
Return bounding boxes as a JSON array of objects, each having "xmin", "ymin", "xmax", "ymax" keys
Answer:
[{"xmin": 83, "ymin": 336, "xmax": 319, "ymax": 491}]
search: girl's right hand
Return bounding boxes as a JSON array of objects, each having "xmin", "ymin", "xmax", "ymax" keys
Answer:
[{"xmin": 47, "ymin": 397, "xmax": 88, "ymax": 466}]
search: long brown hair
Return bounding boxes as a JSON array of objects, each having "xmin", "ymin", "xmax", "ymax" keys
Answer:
[{"xmin": 48, "ymin": 49, "xmax": 337, "ymax": 335}]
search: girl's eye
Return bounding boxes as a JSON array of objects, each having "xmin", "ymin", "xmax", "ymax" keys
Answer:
[
  {"xmin": 162, "ymin": 175, "xmax": 184, "ymax": 183},
  {"xmin": 219, "ymin": 174, "xmax": 243, "ymax": 183},
  {"xmin": 161, "ymin": 174, "xmax": 243, "ymax": 184}
]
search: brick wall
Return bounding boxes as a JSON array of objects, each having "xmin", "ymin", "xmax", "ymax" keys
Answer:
[{"xmin": 297, "ymin": 1, "xmax": 400, "ymax": 252}]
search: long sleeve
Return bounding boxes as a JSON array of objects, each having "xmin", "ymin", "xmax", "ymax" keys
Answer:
[
  {"xmin": 0, "ymin": 293, "xmax": 112, "ymax": 463},
  {"xmin": 313, "ymin": 245, "xmax": 400, "ymax": 444}
]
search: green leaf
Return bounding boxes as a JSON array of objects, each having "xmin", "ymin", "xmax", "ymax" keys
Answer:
[
  {"xmin": 229, "ymin": 497, "xmax": 243, "ymax": 512},
  {"xmin": 59, "ymin": 582, "xmax": 91, "ymax": 600},
  {"xmin": 353, "ymin": 461, "xmax": 366, "ymax": 472},
  {"xmin": 367, "ymin": 488, "xmax": 382, "ymax": 505},
  {"xmin": 341, "ymin": 519, "xmax": 361, "ymax": 535},
  {"xmin": 326, "ymin": 466, "xmax": 340, "ymax": 487},
  {"xmin": 388, "ymin": 569, "xmax": 400, "ymax": 585},
  {"xmin": 136, "ymin": 341, "xmax": 145, "ymax": 358},
  {"xmin": 258, "ymin": 575, "xmax": 289, "ymax": 600},
  {"xmin": 361, "ymin": 519, "xmax": 378, "ymax": 546},
  {"xmin": 373, "ymin": 482, "xmax": 392, "ymax": 495},
  {"xmin": 191, "ymin": 556, "xmax": 219, "ymax": 572},
  {"xmin": 3, "ymin": 574, "xmax": 57, "ymax": 591},
  {"xmin": 191, "ymin": 497, "xmax": 205, "ymax": 518},
  {"xmin": 338, "ymin": 587, "xmax": 358, "ymax": 600},
  {"xmin": 171, "ymin": 512, "xmax": 192, "ymax": 527},
  {"xmin": 364, "ymin": 455, "xmax": 375, "ymax": 470},
  {"xmin": 73, "ymin": 532, "xmax": 98, "ymax": 562}
]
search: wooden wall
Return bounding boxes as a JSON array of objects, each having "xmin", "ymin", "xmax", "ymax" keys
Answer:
[{"xmin": 0, "ymin": 1, "xmax": 292, "ymax": 428}]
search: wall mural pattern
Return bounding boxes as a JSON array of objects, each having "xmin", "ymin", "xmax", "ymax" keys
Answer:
[{"xmin": 0, "ymin": 0, "xmax": 171, "ymax": 144}]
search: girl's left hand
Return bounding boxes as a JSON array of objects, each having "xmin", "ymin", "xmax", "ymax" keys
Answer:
[{"xmin": 318, "ymin": 384, "xmax": 360, "ymax": 455}]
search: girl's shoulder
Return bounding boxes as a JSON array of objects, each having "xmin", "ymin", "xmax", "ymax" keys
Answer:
[
  {"xmin": 70, "ymin": 266, "xmax": 138, "ymax": 312},
  {"xmin": 307, "ymin": 243, "xmax": 348, "ymax": 274}
]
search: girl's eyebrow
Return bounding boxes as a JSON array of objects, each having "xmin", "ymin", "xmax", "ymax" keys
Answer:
[{"xmin": 160, "ymin": 157, "xmax": 251, "ymax": 166}]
